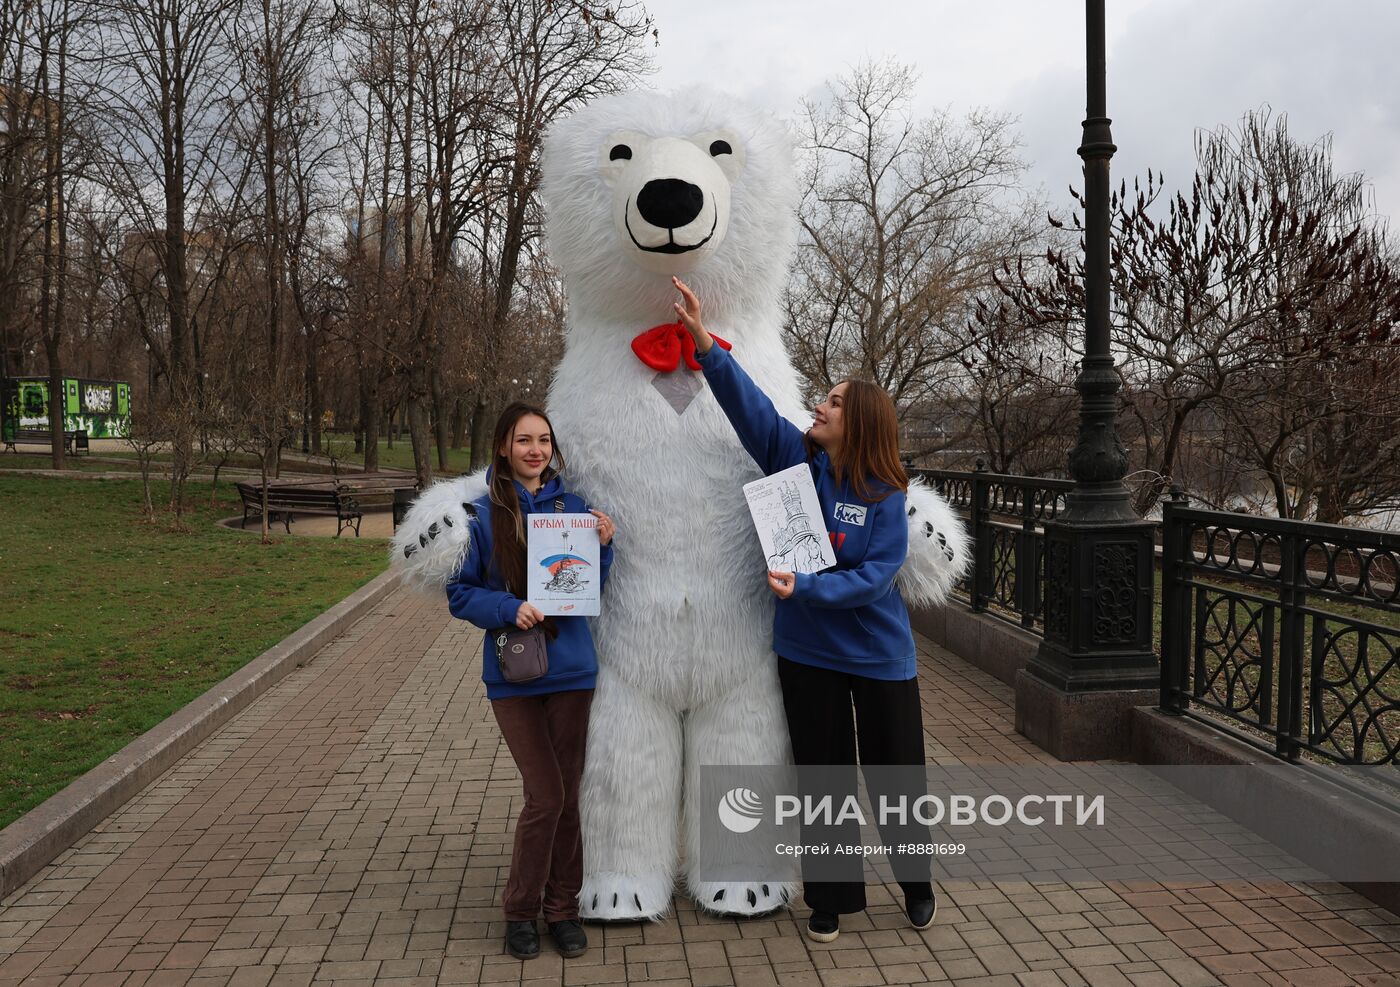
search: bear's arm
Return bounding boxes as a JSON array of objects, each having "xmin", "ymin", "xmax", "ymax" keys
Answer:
[{"xmin": 696, "ymin": 343, "xmax": 808, "ymax": 475}]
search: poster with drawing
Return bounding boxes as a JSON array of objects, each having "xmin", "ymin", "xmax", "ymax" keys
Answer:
[
  {"xmin": 742, "ymin": 463, "xmax": 837, "ymax": 575},
  {"xmin": 526, "ymin": 513, "xmax": 602, "ymax": 616}
]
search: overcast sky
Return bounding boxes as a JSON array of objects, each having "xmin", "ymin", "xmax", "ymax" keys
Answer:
[{"xmin": 639, "ymin": 0, "xmax": 1399, "ymax": 228}]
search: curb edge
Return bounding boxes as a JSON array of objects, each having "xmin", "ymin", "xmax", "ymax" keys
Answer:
[{"xmin": 0, "ymin": 567, "xmax": 402, "ymax": 900}]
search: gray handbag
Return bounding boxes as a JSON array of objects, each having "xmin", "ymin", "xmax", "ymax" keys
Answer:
[
  {"xmin": 492, "ymin": 496, "xmax": 566, "ymax": 684},
  {"xmin": 495, "ymin": 625, "xmax": 550, "ymax": 683}
]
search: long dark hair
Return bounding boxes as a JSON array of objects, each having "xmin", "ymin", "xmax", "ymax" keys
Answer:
[
  {"xmin": 805, "ymin": 379, "xmax": 908, "ymax": 502},
  {"xmin": 488, "ymin": 402, "xmax": 565, "ymax": 598}
]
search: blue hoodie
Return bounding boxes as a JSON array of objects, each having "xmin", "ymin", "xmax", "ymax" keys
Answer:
[
  {"xmin": 445, "ymin": 471, "xmax": 613, "ymax": 699},
  {"xmin": 696, "ymin": 343, "xmax": 917, "ymax": 680}
]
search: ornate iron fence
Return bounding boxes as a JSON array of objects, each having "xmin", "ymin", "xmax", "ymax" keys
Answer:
[
  {"xmin": 1160, "ymin": 495, "xmax": 1400, "ymax": 764},
  {"xmin": 914, "ymin": 465, "xmax": 1074, "ymax": 631},
  {"xmin": 915, "ymin": 466, "xmax": 1400, "ymax": 764}
]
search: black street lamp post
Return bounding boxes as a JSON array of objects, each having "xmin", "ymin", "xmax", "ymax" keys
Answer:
[{"xmin": 1013, "ymin": 0, "xmax": 1159, "ymax": 759}]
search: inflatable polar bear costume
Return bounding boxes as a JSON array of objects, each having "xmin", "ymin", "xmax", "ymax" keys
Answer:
[{"xmin": 393, "ymin": 89, "xmax": 970, "ymax": 921}]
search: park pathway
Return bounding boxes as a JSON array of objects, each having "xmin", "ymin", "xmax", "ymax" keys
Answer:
[{"xmin": 3, "ymin": 587, "xmax": 1400, "ymax": 987}]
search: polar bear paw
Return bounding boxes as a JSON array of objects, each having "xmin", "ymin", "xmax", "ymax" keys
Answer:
[
  {"xmin": 898, "ymin": 478, "xmax": 972, "ymax": 608},
  {"xmin": 688, "ymin": 880, "xmax": 795, "ymax": 918},
  {"xmin": 388, "ymin": 470, "xmax": 488, "ymax": 592},
  {"xmin": 578, "ymin": 871, "xmax": 674, "ymax": 923}
]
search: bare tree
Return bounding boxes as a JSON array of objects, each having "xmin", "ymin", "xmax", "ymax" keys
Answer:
[
  {"xmin": 934, "ymin": 294, "xmax": 1078, "ymax": 474},
  {"xmin": 123, "ymin": 408, "xmax": 163, "ymax": 519},
  {"xmin": 30, "ymin": 0, "xmax": 77, "ymax": 468},
  {"xmin": 994, "ymin": 110, "xmax": 1400, "ymax": 517},
  {"xmin": 227, "ymin": 0, "xmax": 340, "ymax": 477},
  {"xmin": 785, "ymin": 58, "xmax": 1035, "ymax": 411},
  {"xmin": 333, "ymin": 0, "xmax": 649, "ymax": 479},
  {"xmin": 392, "ymin": 0, "xmax": 500, "ymax": 483},
  {"xmin": 61, "ymin": 190, "xmax": 126, "ymax": 380},
  {"xmin": 0, "ymin": 0, "xmax": 46, "ymax": 385},
  {"xmin": 93, "ymin": 0, "xmax": 243, "ymax": 496},
  {"xmin": 463, "ymin": 0, "xmax": 652, "ymax": 470},
  {"xmin": 1, "ymin": 0, "xmax": 94, "ymax": 466},
  {"xmin": 335, "ymin": 60, "xmax": 392, "ymax": 472},
  {"xmin": 1296, "ymin": 342, "xmax": 1400, "ymax": 523}
]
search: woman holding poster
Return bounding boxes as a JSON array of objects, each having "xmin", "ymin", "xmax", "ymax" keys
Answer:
[
  {"xmin": 445, "ymin": 403, "xmax": 615, "ymax": 961},
  {"xmin": 673, "ymin": 277, "xmax": 936, "ymax": 944}
]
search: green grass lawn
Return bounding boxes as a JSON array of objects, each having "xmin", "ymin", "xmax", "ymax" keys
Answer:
[
  {"xmin": 1, "ymin": 450, "xmax": 296, "ymax": 476},
  {"xmin": 0, "ymin": 475, "xmax": 387, "ymax": 829},
  {"xmin": 0, "ymin": 453, "xmax": 147, "ymax": 473},
  {"xmin": 321, "ymin": 433, "xmax": 474, "ymax": 475},
  {"xmin": 5, "ymin": 438, "xmax": 476, "ymax": 477}
]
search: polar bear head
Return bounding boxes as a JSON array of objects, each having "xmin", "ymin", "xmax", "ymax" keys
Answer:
[{"xmin": 541, "ymin": 89, "xmax": 798, "ymax": 325}]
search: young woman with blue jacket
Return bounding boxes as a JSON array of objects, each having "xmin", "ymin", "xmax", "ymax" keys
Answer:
[
  {"xmin": 673, "ymin": 277, "xmax": 935, "ymax": 944},
  {"xmin": 446, "ymin": 403, "xmax": 615, "ymax": 961}
]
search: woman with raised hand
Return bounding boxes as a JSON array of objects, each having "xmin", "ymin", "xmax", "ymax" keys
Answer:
[
  {"xmin": 673, "ymin": 276, "xmax": 936, "ymax": 943},
  {"xmin": 446, "ymin": 402, "xmax": 615, "ymax": 961}
]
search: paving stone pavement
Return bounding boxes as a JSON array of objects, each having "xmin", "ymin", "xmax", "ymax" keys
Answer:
[{"xmin": 3, "ymin": 587, "xmax": 1400, "ymax": 987}]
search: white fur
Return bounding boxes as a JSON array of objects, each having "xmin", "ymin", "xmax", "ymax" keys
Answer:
[
  {"xmin": 899, "ymin": 478, "xmax": 973, "ymax": 607},
  {"xmin": 388, "ymin": 472, "xmax": 488, "ymax": 593},
  {"xmin": 603, "ymin": 136, "xmax": 737, "ymax": 272},
  {"xmin": 391, "ymin": 88, "xmax": 964, "ymax": 922},
  {"xmin": 544, "ymin": 89, "xmax": 803, "ymax": 920}
]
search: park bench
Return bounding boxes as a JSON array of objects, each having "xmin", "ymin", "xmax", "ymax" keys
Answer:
[
  {"xmin": 3, "ymin": 428, "xmax": 88, "ymax": 455},
  {"xmin": 235, "ymin": 480, "xmax": 363, "ymax": 537},
  {"xmin": 392, "ymin": 486, "xmax": 416, "ymax": 530}
]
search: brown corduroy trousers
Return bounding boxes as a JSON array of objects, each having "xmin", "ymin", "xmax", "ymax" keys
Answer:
[{"xmin": 490, "ymin": 689, "xmax": 593, "ymax": 922}]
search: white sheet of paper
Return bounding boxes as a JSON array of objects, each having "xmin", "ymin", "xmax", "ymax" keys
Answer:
[
  {"xmin": 526, "ymin": 513, "xmax": 602, "ymax": 616},
  {"xmin": 742, "ymin": 463, "xmax": 837, "ymax": 575}
]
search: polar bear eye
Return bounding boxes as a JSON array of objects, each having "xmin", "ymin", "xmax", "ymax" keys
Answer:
[
  {"xmin": 709, "ymin": 140, "xmax": 732, "ymax": 157},
  {"xmin": 609, "ymin": 144, "xmax": 632, "ymax": 161}
]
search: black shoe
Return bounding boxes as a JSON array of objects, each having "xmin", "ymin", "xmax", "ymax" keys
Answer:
[
  {"xmin": 505, "ymin": 920, "xmax": 540, "ymax": 959},
  {"xmin": 548, "ymin": 919, "xmax": 588, "ymax": 957},
  {"xmin": 906, "ymin": 891, "xmax": 937, "ymax": 930},
  {"xmin": 806, "ymin": 910, "xmax": 840, "ymax": 943}
]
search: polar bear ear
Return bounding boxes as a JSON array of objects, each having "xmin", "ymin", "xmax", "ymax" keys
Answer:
[
  {"xmin": 598, "ymin": 130, "xmax": 647, "ymax": 186},
  {"xmin": 693, "ymin": 130, "xmax": 745, "ymax": 184}
]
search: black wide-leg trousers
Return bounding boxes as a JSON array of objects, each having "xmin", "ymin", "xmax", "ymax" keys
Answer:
[{"xmin": 777, "ymin": 656, "xmax": 934, "ymax": 915}]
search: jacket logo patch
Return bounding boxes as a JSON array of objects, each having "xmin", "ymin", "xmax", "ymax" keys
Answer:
[{"xmin": 834, "ymin": 503, "xmax": 867, "ymax": 526}]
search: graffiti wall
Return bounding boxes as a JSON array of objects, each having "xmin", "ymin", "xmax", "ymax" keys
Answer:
[{"xmin": 2, "ymin": 378, "xmax": 131, "ymax": 439}]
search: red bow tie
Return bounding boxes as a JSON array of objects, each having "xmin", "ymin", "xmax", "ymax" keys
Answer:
[{"xmin": 631, "ymin": 322, "xmax": 733, "ymax": 373}]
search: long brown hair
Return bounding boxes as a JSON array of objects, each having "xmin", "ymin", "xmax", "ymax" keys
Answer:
[
  {"xmin": 488, "ymin": 402, "xmax": 565, "ymax": 598},
  {"xmin": 807, "ymin": 379, "xmax": 908, "ymax": 502}
]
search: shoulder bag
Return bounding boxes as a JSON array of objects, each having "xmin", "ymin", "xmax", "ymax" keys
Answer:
[{"xmin": 493, "ymin": 496, "xmax": 565, "ymax": 683}]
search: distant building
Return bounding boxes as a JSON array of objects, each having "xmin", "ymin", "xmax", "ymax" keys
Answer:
[{"xmin": 345, "ymin": 197, "xmax": 431, "ymax": 269}]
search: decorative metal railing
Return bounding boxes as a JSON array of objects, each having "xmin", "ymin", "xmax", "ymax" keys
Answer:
[
  {"xmin": 914, "ymin": 465, "xmax": 1074, "ymax": 632},
  {"xmin": 1160, "ymin": 495, "xmax": 1400, "ymax": 764},
  {"xmin": 914, "ymin": 465, "xmax": 1400, "ymax": 765}
]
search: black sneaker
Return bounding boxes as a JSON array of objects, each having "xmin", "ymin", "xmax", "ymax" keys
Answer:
[
  {"xmin": 806, "ymin": 910, "xmax": 840, "ymax": 943},
  {"xmin": 906, "ymin": 891, "xmax": 937, "ymax": 930},
  {"xmin": 505, "ymin": 920, "xmax": 540, "ymax": 959},
  {"xmin": 548, "ymin": 919, "xmax": 588, "ymax": 958}
]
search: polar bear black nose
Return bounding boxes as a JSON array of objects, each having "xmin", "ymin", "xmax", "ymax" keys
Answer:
[{"xmin": 636, "ymin": 179, "xmax": 704, "ymax": 229}]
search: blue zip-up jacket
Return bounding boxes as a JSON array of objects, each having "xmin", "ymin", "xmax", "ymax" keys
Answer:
[
  {"xmin": 696, "ymin": 343, "xmax": 917, "ymax": 680},
  {"xmin": 445, "ymin": 471, "xmax": 613, "ymax": 699}
]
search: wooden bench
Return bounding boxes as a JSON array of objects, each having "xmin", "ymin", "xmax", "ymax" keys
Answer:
[
  {"xmin": 4, "ymin": 428, "xmax": 88, "ymax": 455},
  {"xmin": 235, "ymin": 481, "xmax": 363, "ymax": 537},
  {"xmin": 392, "ymin": 487, "xmax": 417, "ymax": 530}
]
